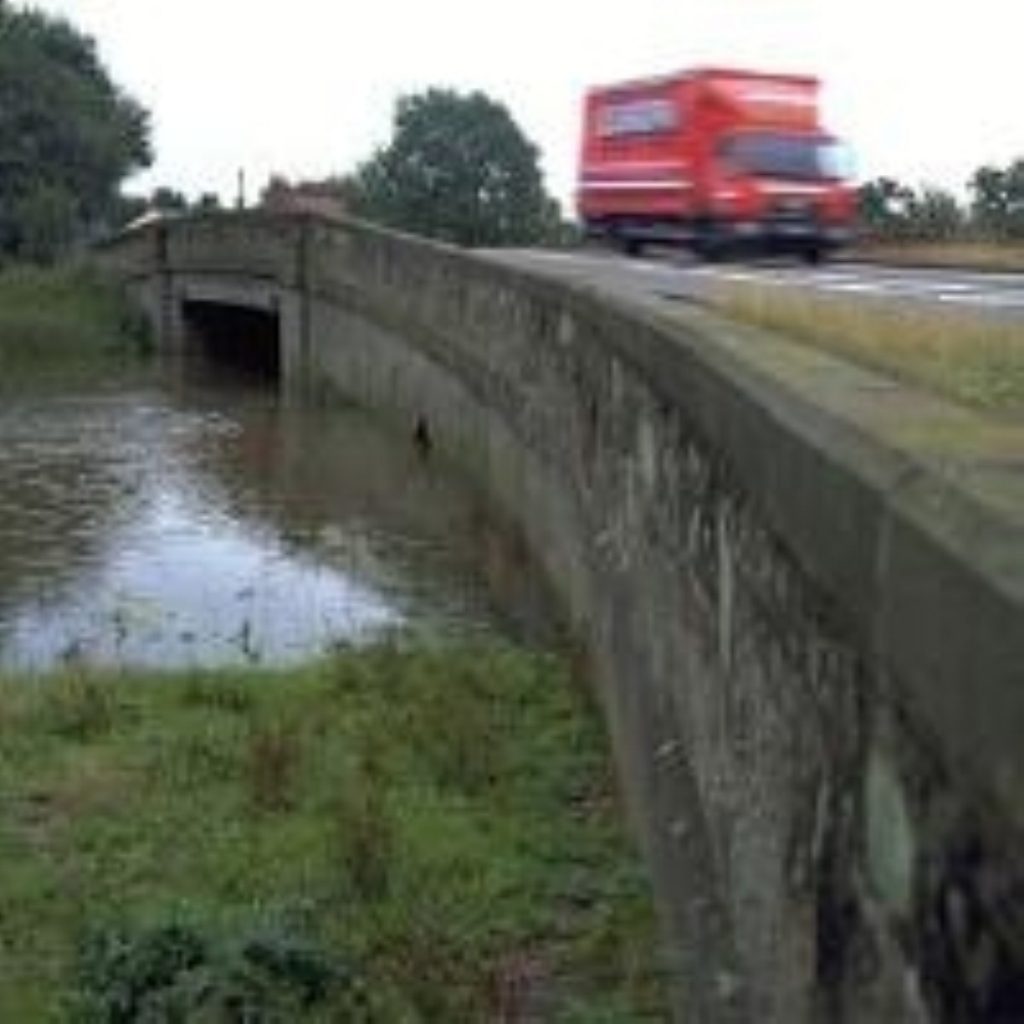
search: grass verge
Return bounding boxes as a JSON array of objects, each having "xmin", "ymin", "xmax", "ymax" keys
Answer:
[
  {"xmin": 850, "ymin": 241, "xmax": 1024, "ymax": 273},
  {"xmin": 710, "ymin": 282, "xmax": 1024, "ymax": 416},
  {"xmin": 0, "ymin": 262, "xmax": 149, "ymax": 364},
  {"xmin": 0, "ymin": 639, "xmax": 667, "ymax": 1021}
]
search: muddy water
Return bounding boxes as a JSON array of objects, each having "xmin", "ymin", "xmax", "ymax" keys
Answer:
[{"xmin": 0, "ymin": 364, "xmax": 553, "ymax": 670}]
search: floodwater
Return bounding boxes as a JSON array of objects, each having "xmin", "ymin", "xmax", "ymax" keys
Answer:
[{"xmin": 0, "ymin": 361, "xmax": 552, "ymax": 671}]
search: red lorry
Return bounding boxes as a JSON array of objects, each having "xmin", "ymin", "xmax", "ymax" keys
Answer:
[{"xmin": 576, "ymin": 67, "xmax": 856, "ymax": 261}]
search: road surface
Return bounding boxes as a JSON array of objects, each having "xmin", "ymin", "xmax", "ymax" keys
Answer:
[{"xmin": 485, "ymin": 249, "xmax": 1024, "ymax": 322}]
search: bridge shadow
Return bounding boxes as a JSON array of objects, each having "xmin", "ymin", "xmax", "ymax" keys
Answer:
[{"xmin": 182, "ymin": 300, "xmax": 280, "ymax": 381}]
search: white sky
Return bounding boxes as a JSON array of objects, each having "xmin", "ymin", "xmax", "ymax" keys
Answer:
[{"xmin": 29, "ymin": 1, "xmax": 1024, "ymax": 211}]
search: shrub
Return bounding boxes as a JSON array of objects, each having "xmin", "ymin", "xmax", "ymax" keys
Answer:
[{"xmin": 70, "ymin": 920, "xmax": 365, "ymax": 1022}]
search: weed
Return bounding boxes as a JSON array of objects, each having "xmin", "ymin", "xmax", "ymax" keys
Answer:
[
  {"xmin": 0, "ymin": 643, "xmax": 669, "ymax": 1018},
  {"xmin": 246, "ymin": 720, "xmax": 302, "ymax": 813},
  {"xmin": 374, "ymin": 901, "xmax": 482, "ymax": 1020},
  {"xmin": 331, "ymin": 748, "xmax": 392, "ymax": 902},
  {"xmin": 70, "ymin": 919, "xmax": 364, "ymax": 1022},
  {"xmin": 154, "ymin": 728, "xmax": 241, "ymax": 789},
  {"xmin": 397, "ymin": 656, "xmax": 501, "ymax": 794},
  {"xmin": 72, "ymin": 920, "xmax": 207, "ymax": 1022},
  {"xmin": 489, "ymin": 949, "xmax": 555, "ymax": 1021},
  {"xmin": 179, "ymin": 673, "xmax": 254, "ymax": 714},
  {"xmin": 0, "ymin": 261, "xmax": 150, "ymax": 362},
  {"xmin": 42, "ymin": 672, "xmax": 122, "ymax": 741}
]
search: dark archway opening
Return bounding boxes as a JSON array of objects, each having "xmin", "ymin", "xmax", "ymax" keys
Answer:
[{"xmin": 182, "ymin": 300, "xmax": 281, "ymax": 381}]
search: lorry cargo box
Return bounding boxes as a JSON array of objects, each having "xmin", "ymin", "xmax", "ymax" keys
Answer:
[{"xmin": 577, "ymin": 67, "xmax": 855, "ymax": 260}]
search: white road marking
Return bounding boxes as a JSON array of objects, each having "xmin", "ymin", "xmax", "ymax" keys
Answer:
[
  {"xmin": 937, "ymin": 292, "xmax": 1024, "ymax": 308},
  {"xmin": 829, "ymin": 281, "xmax": 886, "ymax": 293},
  {"xmin": 502, "ymin": 250, "xmax": 1024, "ymax": 315},
  {"xmin": 673, "ymin": 264, "xmax": 1024, "ymax": 311},
  {"xmin": 632, "ymin": 261, "xmax": 682, "ymax": 275}
]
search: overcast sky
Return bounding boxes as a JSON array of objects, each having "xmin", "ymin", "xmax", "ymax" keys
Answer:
[{"xmin": 30, "ymin": 0, "xmax": 1023, "ymax": 210}]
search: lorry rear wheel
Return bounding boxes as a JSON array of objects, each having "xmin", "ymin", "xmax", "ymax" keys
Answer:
[
  {"xmin": 618, "ymin": 235, "xmax": 644, "ymax": 257},
  {"xmin": 693, "ymin": 238, "xmax": 725, "ymax": 262},
  {"xmin": 802, "ymin": 245, "xmax": 825, "ymax": 266},
  {"xmin": 693, "ymin": 221, "xmax": 730, "ymax": 262}
]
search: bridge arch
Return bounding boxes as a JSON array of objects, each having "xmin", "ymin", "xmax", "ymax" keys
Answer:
[
  {"xmin": 98, "ymin": 211, "xmax": 1024, "ymax": 1024},
  {"xmin": 180, "ymin": 295, "xmax": 280, "ymax": 378}
]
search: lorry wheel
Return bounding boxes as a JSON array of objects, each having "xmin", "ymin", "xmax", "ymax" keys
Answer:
[
  {"xmin": 693, "ymin": 222, "xmax": 729, "ymax": 262},
  {"xmin": 802, "ymin": 245, "xmax": 824, "ymax": 266},
  {"xmin": 619, "ymin": 236, "xmax": 644, "ymax": 257},
  {"xmin": 693, "ymin": 238, "xmax": 725, "ymax": 262}
]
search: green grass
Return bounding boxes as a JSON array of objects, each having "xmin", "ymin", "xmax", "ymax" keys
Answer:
[
  {"xmin": 710, "ymin": 281, "xmax": 1024, "ymax": 416},
  {"xmin": 0, "ymin": 640, "xmax": 668, "ymax": 1021},
  {"xmin": 0, "ymin": 262, "xmax": 149, "ymax": 364}
]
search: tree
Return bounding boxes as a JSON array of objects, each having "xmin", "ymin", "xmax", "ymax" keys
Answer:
[
  {"xmin": 858, "ymin": 178, "xmax": 966, "ymax": 241},
  {"xmin": 905, "ymin": 186, "xmax": 964, "ymax": 241},
  {"xmin": 109, "ymin": 193, "xmax": 149, "ymax": 230},
  {"xmin": 970, "ymin": 160, "xmax": 1024, "ymax": 239},
  {"xmin": 195, "ymin": 192, "xmax": 222, "ymax": 213},
  {"xmin": 857, "ymin": 177, "xmax": 916, "ymax": 238},
  {"xmin": 347, "ymin": 88, "xmax": 561, "ymax": 247},
  {"xmin": 0, "ymin": 3, "xmax": 151, "ymax": 260},
  {"xmin": 149, "ymin": 186, "xmax": 189, "ymax": 214}
]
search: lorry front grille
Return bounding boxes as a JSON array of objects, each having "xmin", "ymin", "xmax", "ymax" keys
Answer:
[{"xmin": 771, "ymin": 198, "xmax": 815, "ymax": 221}]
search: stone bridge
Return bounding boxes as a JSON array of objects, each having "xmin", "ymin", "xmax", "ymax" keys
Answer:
[{"xmin": 98, "ymin": 211, "xmax": 1023, "ymax": 1023}]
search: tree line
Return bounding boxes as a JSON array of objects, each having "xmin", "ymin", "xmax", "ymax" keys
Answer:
[
  {"xmin": 7, "ymin": 3, "xmax": 1023, "ymax": 264},
  {"xmin": 0, "ymin": 3, "xmax": 568, "ymax": 262},
  {"xmin": 0, "ymin": 1, "xmax": 566, "ymax": 263},
  {"xmin": 858, "ymin": 162, "xmax": 1024, "ymax": 243}
]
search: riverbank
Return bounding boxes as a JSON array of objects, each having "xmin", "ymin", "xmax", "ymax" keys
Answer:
[
  {"xmin": 0, "ymin": 262, "xmax": 149, "ymax": 362},
  {"xmin": 0, "ymin": 639, "xmax": 666, "ymax": 1020}
]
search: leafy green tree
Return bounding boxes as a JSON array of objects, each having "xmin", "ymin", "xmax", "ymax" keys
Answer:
[
  {"xmin": 195, "ymin": 192, "xmax": 222, "ymax": 213},
  {"xmin": 857, "ymin": 177, "xmax": 915, "ymax": 238},
  {"xmin": 859, "ymin": 178, "xmax": 966, "ymax": 241},
  {"xmin": 13, "ymin": 183, "xmax": 77, "ymax": 262},
  {"xmin": 0, "ymin": 3, "xmax": 151, "ymax": 260},
  {"xmin": 109, "ymin": 193, "xmax": 149, "ymax": 230},
  {"xmin": 970, "ymin": 160, "xmax": 1024, "ymax": 239},
  {"xmin": 347, "ymin": 88, "xmax": 561, "ymax": 247},
  {"xmin": 149, "ymin": 186, "xmax": 189, "ymax": 214},
  {"xmin": 905, "ymin": 186, "xmax": 964, "ymax": 241}
]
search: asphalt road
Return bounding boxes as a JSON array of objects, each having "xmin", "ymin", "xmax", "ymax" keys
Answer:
[{"xmin": 485, "ymin": 248, "xmax": 1024, "ymax": 323}]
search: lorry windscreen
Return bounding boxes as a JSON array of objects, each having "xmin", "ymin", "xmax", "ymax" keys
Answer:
[{"xmin": 721, "ymin": 133, "xmax": 846, "ymax": 181}]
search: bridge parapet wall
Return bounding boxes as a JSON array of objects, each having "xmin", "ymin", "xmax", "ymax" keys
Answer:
[
  {"xmin": 100, "ymin": 212, "xmax": 1024, "ymax": 1024},
  {"xmin": 164, "ymin": 213, "xmax": 308, "ymax": 287}
]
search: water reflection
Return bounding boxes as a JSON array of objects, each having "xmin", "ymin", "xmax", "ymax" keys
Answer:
[{"xmin": 0, "ymin": 364, "xmax": 553, "ymax": 671}]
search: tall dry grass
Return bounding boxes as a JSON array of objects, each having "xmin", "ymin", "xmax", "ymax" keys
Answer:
[
  {"xmin": 711, "ymin": 281, "xmax": 1024, "ymax": 416},
  {"xmin": 851, "ymin": 241, "xmax": 1024, "ymax": 273}
]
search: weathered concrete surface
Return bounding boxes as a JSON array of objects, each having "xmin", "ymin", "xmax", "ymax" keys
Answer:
[{"xmin": 98, "ymin": 212, "xmax": 1024, "ymax": 1023}]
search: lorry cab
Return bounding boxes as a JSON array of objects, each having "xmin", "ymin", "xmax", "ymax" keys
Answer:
[{"xmin": 577, "ymin": 67, "xmax": 856, "ymax": 261}]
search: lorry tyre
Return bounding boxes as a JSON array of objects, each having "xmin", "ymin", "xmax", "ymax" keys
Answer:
[
  {"xmin": 693, "ymin": 232, "xmax": 726, "ymax": 263},
  {"xmin": 693, "ymin": 218, "xmax": 733, "ymax": 262},
  {"xmin": 619, "ymin": 236, "xmax": 644, "ymax": 258}
]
